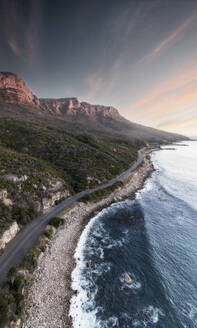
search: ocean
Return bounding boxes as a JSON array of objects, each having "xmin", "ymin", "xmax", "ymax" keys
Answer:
[{"xmin": 70, "ymin": 141, "xmax": 197, "ymax": 328}]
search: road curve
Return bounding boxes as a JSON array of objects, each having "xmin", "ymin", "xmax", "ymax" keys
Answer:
[{"xmin": 0, "ymin": 149, "xmax": 144, "ymax": 285}]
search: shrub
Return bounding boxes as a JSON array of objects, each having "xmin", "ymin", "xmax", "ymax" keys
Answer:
[
  {"xmin": 0, "ymin": 291, "xmax": 15, "ymax": 327},
  {"xmin": 80, "ymin": 181, "xmax": 124, "ymax": 203},
  {"xmin": 54, "ymin": 197, "xmax": 65, "ymax": 205},
  {"xmin": 11, "ymin": 206, "xmax": 36, "ymax": 226},
  {"xmin": 0, "ymin": 292, "xmax": 9, "ymax": 327},
  {"xmin": 7, "ymin": 266, "xmax": 17, "ymax": 279},
  {"xmin": 48, "ymin": 217, "xmax": 64, "ymax": 228},
  {"xmin": 44, "ymin": 229, "xmax": 53, "ymax": 239}
]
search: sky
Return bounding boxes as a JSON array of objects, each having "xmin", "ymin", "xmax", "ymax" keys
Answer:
[{"xmin": 0, "ymin": 0, "xmax": 197, "ymax": 136}]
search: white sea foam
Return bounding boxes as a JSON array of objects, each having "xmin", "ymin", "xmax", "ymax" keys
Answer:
[
  {"xmin": 132, "ymin": 306, "xmax": 165, "ymax": 327},
  {"xmin": 70, "ymin": 202, "xmax": 126, "ymax": 328}
]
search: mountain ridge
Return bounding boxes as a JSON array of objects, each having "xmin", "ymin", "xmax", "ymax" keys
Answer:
[
  {"xmin": 0, "ymin": 72, "xmax": 121, "ymax": 121},
  {"xmin": 0, "ymin": 71, "xmax": 188, "ymax": 143}
]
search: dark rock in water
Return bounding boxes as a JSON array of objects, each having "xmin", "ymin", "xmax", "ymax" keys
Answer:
[
  {"xmin": 87, "ymin": 261, "xmax": 92, "ymax": 268},
  {"xmin": 87, "ymin": 291, "xmax": 91, "ymax": 298}
]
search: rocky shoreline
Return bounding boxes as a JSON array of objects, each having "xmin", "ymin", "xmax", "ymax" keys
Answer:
[{"xmin": 23, "ymin": 150, "xmax": 155, "ymax": 328}]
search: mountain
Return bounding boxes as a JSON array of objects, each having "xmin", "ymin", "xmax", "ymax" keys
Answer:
[
  {"xmin": 0, "ymin": 72, "xmax": 120, "ymax": 120},
  {"xmin": 0, "ymin": 72, "xmax": 188, "ymax": 144},
  {"xmin": 0, "ymin": 72, "xmax": 40, "ymax": 108}
]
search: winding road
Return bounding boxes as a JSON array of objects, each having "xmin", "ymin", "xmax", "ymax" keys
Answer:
[{"xmin": 0, "ymin": 149, "xmax": 144, "ymax": 285}]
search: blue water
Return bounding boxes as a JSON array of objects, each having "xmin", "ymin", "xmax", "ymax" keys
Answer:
[{"xmin": 70, "ymin": 141, "xmax": 197, "ymax": 327}]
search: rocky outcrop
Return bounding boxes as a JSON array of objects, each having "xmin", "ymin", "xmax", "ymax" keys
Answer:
[
  {"xmin": 40, "ymin": 98, "xmax": 121, "ymax": 120},
  {"xmin": 80, "ymin": 102, "xmax": 120, "ymax": 120},
  {"xmin": 0, "ymin": 221, "xmax": 19, "ymax": 250},
  {"xmin": 39, "ymin": 97, "xmax": 81, "ymax": 116},
  {"xmin": 0, "ymin": 188, "xmax": 13, "ymax": 206},
  {"xmin": 0, "ymin": 171, "xmax": 70, "ymax": 213},
  {"xmin": 42, "ymin": 189, "xmax": 70, "ymax": 212},
  {"xmin": 0, "ymin": 189, "xmax": 8, "ymax": 200},
  {"xmin": 2, "ymin": 174, "xmax": 28, "ymax": 184},
  {"xmin": 0, "ymin": 72, "xmax": 122, "ymax": 121},
  {"xmin": 0, "ymin": 72, "xmax": 40, "ymax": 107},
  {"xmin": 123, "ymin": 273, "xmax": 133, "ymax": 284}
]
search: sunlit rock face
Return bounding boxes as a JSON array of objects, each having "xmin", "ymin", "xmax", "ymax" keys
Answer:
[
  {"xmin": 0, "ymin": 221, "xmax": 20, "ymax": 250},
  {"xmin": 40, "ymin": 98, "xmax": 121, "ymax": 120},
  {"xmin": 80, "ymin": 102, "xmax": 121, "ymax": 120},
  {"xmin": 0, "ymin": 72, "xmax": 122, "ymax": 121},
  {"xmin": 0, "ymin": 72, "xmax": 40, "ymax": 107},
  {"xmin": 39, "ymin": 97, "xmax": 81, "ymax": 116}
]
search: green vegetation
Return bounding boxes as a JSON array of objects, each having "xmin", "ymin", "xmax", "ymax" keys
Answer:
[
  {"xmin": 0, "ymin": 103, "xmax": 142, "ymax": 327},
  {"xmin": 0, "ymin": 103, "xmax": 140, "ymax": 238},
  {"xmin": 11, "ymin": 206, "xmax": 36, "ymax": 225},
  {"xmin": 0, "ymin": 268, "xmax": 24, "ymax": 327},
  {"xmin": 22, "ymin": 236, "xmax": 47, "ymax": 272},
  {"xmin": 0, "ymin": 116, "xmax": 139, "ymax": 194},
  {"xmin": 49, "ymin": 216, "xmax": 64, "ymax": 228},
  {"xmin": 0, "ymin": 145, "xmax": 69, "ymax": 235},
  {"xmin": 44, "ymin": 228, "xmax": 53, "ymax": 239},
  {"xmin": 0, "ymin": 224, "xmax": 53, "ymax": 327},
  {"xmin": 55, "ymin": 197, "xmax": 65, "ymax": 205},
  {"xmin": 0, "ymin": 109, "xmax": 139, "ymax": 236},
  {"xmin": 80, "ymin": 181, "xmax": 124, "ymax": 202}
]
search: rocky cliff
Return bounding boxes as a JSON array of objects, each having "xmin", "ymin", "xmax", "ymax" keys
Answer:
[
  {"xmin": 40, "ymin": 98, "xmax": 121, "ymax": 120},
  {"xmin": 0, "ymin": 71, "xmax": 188, "ymax": 143},
  {"xmin": 0, "ymin": 72, "xmax": 121, "ymax": 121},
  {"xmin": 0, "ymin": 72, "xmax": 40, "ymax": 108}
]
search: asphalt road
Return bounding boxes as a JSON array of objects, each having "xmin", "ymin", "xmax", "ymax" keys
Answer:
[{"xmin": 0, "ymin": 149, "xmax": 144, "ymax": 285}]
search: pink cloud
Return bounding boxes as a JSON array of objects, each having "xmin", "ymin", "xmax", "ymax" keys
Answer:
[
  {"xmin": 85, "ymin": 73, "xmax": 104, "ymax": 101},
  {"xmin": 138, "ymin": 11, "xmax": 197, "ymax": 64}
]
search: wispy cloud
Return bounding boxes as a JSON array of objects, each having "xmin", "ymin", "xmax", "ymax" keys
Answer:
[
  {"xmin": 2, "ymin": 0, "xmax": 43, "ymax": 64},
  {"xmin": 138, "ymin": 12, "xmax": 197, "ymax": 63},
  {"xmin": 125, "ymin": 61, "xmax": 197, "ymax": 135},
  {"xmin": 158, "ymin": 117, "xmax": 197, "ymax": 135},
  {"xmin": 130, "ymin": 64, "xmax": 197, "ymax": 110},
  {"xmin": 85, "ymin": 73, "xmax": 104, "ymax": 101},
  {"xmin": 126, "ymin": 0, "xmax": 161, "ymax": 37},
  {"xmin": 8, "ymin": 38, "xmax": 22, "ymax": 58}
]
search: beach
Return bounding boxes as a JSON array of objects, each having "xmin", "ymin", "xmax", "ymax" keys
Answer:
[{"xmin": 23, "ymin": 150, "xmax": 154, "ymax": 328}]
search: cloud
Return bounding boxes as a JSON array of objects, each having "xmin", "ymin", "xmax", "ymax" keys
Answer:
[
  {"xmin": 125, "ymin": 61, "xmax": 197, "ymax": 136},
  {"xmin": 26, "ymin": 0, "xmax": 43, "ymax": 64},
  {"xmin": 130, "ymin": 64, "xmax": 197, "ymax": 111},
  {"xmin": 2, "ymin": 0, "xmax": 43, "ymax": 64},
  {"xmin": 158, "ymin": 116, "xmax": 197, "ymax": 136},
  {"xmin": 8, "ymin": 38, "xmax": 22, "ymax": 58},
  {"xmin": 138, "ymin": 11, "xmax": 197, "ymax": 63},
  {"xmin": 85, "ymin": 73, "xmax": 104, "ymax": 101},
  {"xmin": 126, "ymin": 0, "xmax": 161, "ymax": 37}
]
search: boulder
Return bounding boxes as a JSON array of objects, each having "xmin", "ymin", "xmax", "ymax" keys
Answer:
[
  {"xmin": 0, "ymin": 189, "xmax": 7, "ymax": 200},
  {"xmin": 0, "ymin": 222, "xmax": 20, "ymax": 250},
  {"xmin": 1, "ymin": 174, "xmax": 28, "ymax": 184},
  {"xmin": 86, "ymin": 261, "xmax": 92, "ymax": 268},
  {"xmin": 123, "ymin": 273, "xmax": 133, "ymax": 284}
]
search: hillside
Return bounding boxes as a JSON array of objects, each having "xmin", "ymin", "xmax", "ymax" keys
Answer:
[
  {"xmin": 0, "ymin": 72, "xmax": 188, "ymax": 239},
  {"xmin": 0, "ymin": 72, "xmax": 187, "ymax": 144}
]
